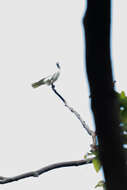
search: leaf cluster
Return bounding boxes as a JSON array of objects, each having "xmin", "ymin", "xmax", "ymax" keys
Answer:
[
  {"xmin": 117, "ymin": 91, "xmax": 127, "ymax": 145},
  {"xmin": 88, "ymin": 91, "xmax": 127, "ymax": 189}
]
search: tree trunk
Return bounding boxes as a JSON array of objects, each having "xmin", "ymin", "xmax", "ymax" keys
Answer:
[{"xmin": 83, "ymin": 1, "xmax": 127, "ymax": 189}]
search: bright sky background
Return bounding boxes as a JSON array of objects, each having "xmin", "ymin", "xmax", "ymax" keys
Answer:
[{"xmin": 0, "ymin": 0, "xmax": 126, "ymax": 189}]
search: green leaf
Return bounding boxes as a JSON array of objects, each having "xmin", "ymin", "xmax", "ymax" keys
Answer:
[
  {"xmin": 84, "ymin": 148, "xmax": 99, "ymax": 159},
  {"xmin": 122, "ymin": 123, "xmax": 127, "ymax": 131},
  {"xmin": 121, "ymin": 91, "xmax": 126, "ymax": 99},
  {"xmin": 122, "ymin": 134, "xmax": 127, "ymax": 144},
  {"xmin": 120, "ymin": 109, "xmax": 127, "ymax": 124},
  {"xmin": 84, "ymin": 152, "xmax": 93, "ymax": 159},
  {"xmin": 92, "ymin": 157, "xmax": 101, "ymax": 172},
  {"xmin": 95, "ymin": 180, "xmax": 105, "ymax": 188},
  {"xmin": 117, "ymin": 91, "xmax": 127, "ymax": 130},
  {"xmin": 118, "ymin": 91, "xmax": 127, "ymax": 109},
  {"xmin": 95, "ymin": 180, "xmax": 106, "ymax": 189},
  {"xmin": 92, "ymin": 150, "xmax": 99, "ymax": 157}
]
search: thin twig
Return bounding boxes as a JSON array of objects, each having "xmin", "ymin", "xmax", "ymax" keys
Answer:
[
  {"xmin": 51, "ymin": 84, "xmax": 67, "ymax": 104},
  {"xmin": 0, "ymin": 82, "xmax": 95, "ymax": 185},
  {"xmin": 0, "ymin": 158, "xmax": 93, "ymax": 184},
  {"xmin": 51, "ymin": 84, "xmax": 96, "ymax": 150}
]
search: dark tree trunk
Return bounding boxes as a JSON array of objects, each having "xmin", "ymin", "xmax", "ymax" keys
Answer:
[{"xmin": 83, "ymin": 1, "xmax": 127, "ymax": 189}]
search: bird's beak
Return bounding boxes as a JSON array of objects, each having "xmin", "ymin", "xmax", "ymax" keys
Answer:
[{"xmin": 56, "ymin": 63, "xmax": 60, "ymax": 69}]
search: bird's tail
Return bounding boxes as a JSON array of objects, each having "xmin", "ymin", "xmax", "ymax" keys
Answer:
[
  {"xmin": 32, "ymin": 80, "xmax": 45, "ymax": 88},
  {"xmin": 32, "ymin": 82, "xmax": 40, "ymax": 88}
]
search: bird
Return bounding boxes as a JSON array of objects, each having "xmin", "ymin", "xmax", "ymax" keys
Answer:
[{"xmin": 32, "ymin": 63, "xmax": 61, "ymax": 88}]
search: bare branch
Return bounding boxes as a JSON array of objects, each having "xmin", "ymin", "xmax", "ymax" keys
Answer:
[
  {"xmin": 0, "ymin": 78, "xmax": 95, "ymax": 185},
  {"xmin": 0, "ymin": 158, "xmax": 93, "ymax": 184},
  {"xmin": 51, "ymin": 84, "xmax": 96, "ymax": 150},
  {"xmin": 51, "ymin": 84, "xmax": 67, "ymax": 104}
]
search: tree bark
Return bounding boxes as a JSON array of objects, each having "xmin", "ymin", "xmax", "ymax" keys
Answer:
[{"xmin": 83, "ymin": 1, "xmax": 127, "ymax": 189}]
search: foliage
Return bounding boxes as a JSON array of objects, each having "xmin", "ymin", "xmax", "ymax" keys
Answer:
[
  {"xmin": 90, "ymin": 91, "xmax": 127, "ymax": 189},
  {"xmin": 95, "ymin": 180, "xmax": 106, "ymax": 189},
  {"xmin": 92, "ymin": 150, "xmax": 101, "ymax": 173},
  {"xmin": 117, "ymin": 91, "xmax": 127, "ymax": 145}
]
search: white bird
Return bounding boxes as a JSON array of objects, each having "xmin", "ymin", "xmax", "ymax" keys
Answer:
[{"xmin": 32, "ymin": 63, "xmax": 61, "ymax": 88}]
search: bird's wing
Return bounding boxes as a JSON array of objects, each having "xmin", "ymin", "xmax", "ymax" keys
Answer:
[
  {"xmin": 32, "ymin": 75, "xmax": 52, "ymax": 88},
  {"xmin": 32, "ymin": 65, "xmax": 60, "ymax": 88},
  {"xmin": 52, "ymin": 70, "xmax": 60, "ymax": 81},
  {"xmin": 47, "ymin": 70, "xmax": 60, "ymax": 85}
]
